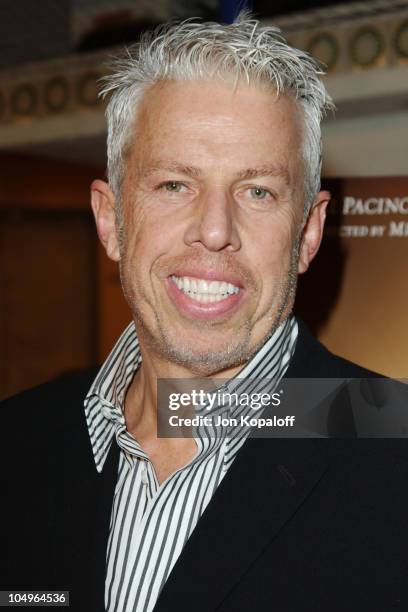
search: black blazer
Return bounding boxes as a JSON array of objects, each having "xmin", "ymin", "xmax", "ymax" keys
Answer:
[{"xmin": 2, "ymin": 320, "xmax": 408, "ymax": 611}]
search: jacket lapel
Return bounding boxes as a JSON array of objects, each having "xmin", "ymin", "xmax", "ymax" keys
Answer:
[
  {"xmin": 86, "ymin": 440, "xmax": 120, "ymax": 610},
  {"xmin": 155, "ymin": 436, "xmax": 327, "ymax": 611},
  {"xmin": 57, "ymin": 394, "xmax": 120, "ymax": 611}
]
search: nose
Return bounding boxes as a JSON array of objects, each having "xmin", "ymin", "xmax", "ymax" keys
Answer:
[{"xmin": 184, "ymin": 188, "xmax": 241, "ymax": 252}]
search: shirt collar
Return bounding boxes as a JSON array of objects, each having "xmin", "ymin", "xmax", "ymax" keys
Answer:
[{"xmin": 84, "ymin": 316, "xmax": 298, "ymax": 472}]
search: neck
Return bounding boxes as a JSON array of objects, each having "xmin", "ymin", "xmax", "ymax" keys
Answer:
[{"xmin": 124, "ymin": 338, "xmax": 245, "ymax": 439}]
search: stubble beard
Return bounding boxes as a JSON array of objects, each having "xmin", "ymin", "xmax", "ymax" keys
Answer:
[{"xmin": 119, "ymin": 245, "xmax": 300, "ymax": 377}]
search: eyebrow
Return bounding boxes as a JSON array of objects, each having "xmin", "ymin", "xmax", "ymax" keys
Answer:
[
  {"xmin": 142, "ymin": 161, "xmax": 201, "ymax": 179},
  {"xmin": 235, "ymin": 164, "xmax": 290, "ymax": 184},
  {"xmin": 142, "ymin": 160, "xmax": 290, "ymax": 184}
]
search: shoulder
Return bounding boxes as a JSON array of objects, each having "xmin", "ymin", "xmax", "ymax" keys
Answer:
[
  {"xmin": 1, "ymin": 366, "xmax": 99, "ymax": 409},
  {"xmin": 286, "ymin": 319, "xmax": 408, "ymax": 440},
  {"xmin": 0, "ymin": 367, "xmax": 99, "ymax": 454},
  {"xmin": 0, "ymin": 368, "xmax": 103, "ymax": 591},
  {"xmin": 288, "ymin": 318, "xmax": 381, "ymax": 379},
  {"xmin": 287, "ymin": 324, "xmax": 408, "ymax": 509}
]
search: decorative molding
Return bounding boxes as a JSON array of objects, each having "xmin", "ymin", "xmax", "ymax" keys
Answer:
[
  {"xmin": 394, "ymin": 17, "xmax": 408, "ymax": 57},
  {"xmin": 1, "ymin": 1, "xmax": 408, "ymax": 150},
  {"xmin": 268, "ymin": 0, "xmax": 408, "ymax": 75},
  {"xmin": 307, "ymin": 32, "xmax": 340, "ymax": 71},
  {"xmin": 268, "ymin": 0, "xmax": 408, "ymax": 33},
  {"xmin": 350, "ymin": 26, "xmax": 385, "ymax": 68},
  {"xmin": 0, "ymin": 50, "xmax": 108, "ymax": 128},
  {"xmin": 43, "ymin": 77, "xmax": 70, "ymax": 113}
]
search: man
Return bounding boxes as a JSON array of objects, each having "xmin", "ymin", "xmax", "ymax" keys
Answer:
[{"xmin": 2, "ymin": 14, "xmax": 408, "ymax": 612}]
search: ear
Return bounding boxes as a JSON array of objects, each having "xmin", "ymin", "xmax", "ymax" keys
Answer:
[
  {"xmin": 90, "ymin": 179, "xmax": 121, "ymax": 262},
  {"xmin": 298, "ymin": 190, "xmax": 330, "ymax": 274}
]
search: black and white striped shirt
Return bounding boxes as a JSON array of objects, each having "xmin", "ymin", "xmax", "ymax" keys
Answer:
[{"xmin": 84, "ymin": 316, "xmax": 298, "ymax": 612}]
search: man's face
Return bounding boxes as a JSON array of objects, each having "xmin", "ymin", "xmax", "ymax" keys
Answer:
[{"xmin": 93, "ymin": 79, "xmax": 327, "ymax": 376}]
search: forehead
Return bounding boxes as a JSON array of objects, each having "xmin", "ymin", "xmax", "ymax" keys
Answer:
[{"xmin": 127, "ymin": 78, "xmax": 304, "ymax": 172}]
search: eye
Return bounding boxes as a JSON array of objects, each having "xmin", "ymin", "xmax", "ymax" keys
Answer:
[
  {"xmin": 249, "ymin": 186, "xmax": 271, "ymax": 200},
  {"xmin": 159, "ymin": 181, "xmax": 186, "ymax": 192}
]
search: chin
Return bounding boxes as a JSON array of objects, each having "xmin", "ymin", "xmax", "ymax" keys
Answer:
[
  {"xmin": 169, "ymin": 352, "xmax": 247, "ymax": 377},
  {"xmin": 140, "ymin": 322, "xmax": 252, "ymax": 375},
  {"xmin": 164, "ymin": 340, "xmax": 249, "ymax": 373}
]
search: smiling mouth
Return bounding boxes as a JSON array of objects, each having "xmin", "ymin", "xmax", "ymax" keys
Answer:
[{"xmin": 170, "ymin": 275, "xmax": 240, "ymax": 303}]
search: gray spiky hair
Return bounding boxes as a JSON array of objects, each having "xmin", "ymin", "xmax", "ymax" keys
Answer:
[{"xmin": 100, "ymin": 12, "xmax": 334, "ymax": 220}]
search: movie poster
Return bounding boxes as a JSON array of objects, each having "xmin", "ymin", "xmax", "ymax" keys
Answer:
[{"xmin": 296, "ymin": 177, "xmax": 408, "ymax": 378}]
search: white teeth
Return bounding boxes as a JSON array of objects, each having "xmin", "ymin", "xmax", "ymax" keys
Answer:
[
  {"xmin": 198, "ymin": 279, "xmax": 209, "ymax": 293},
  {"xmin": 208, "ymin": 281, "xmax": 220, "ymax": 294},
  {"xmin": 171, "ymin": 275, "xmax": 240, "ymax": 301},
  {"xmin": 219, "ymin": 281, "xmax": 228, "ymax": 295}
]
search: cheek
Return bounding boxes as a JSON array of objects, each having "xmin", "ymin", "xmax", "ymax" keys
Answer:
[
  {"xmin": 122, "ymin": 210, "xmax": 178, "ymax": 279},
  {"xmin": 249, "ymin": 220, "xmax": 297, "ymax": 273},
  {"xmin": 122, "ymin": 192, "xmax": 147, "ymax": 237}
]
